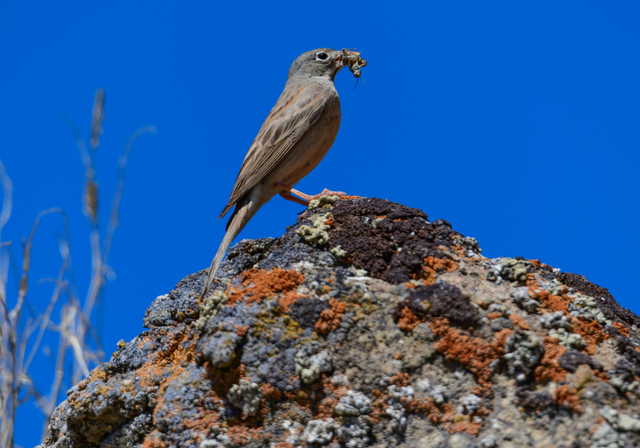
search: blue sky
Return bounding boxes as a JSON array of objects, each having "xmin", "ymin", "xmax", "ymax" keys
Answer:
[{"xmin": 1, "ymin": 2, "xmax": 639, "ymax": 446}]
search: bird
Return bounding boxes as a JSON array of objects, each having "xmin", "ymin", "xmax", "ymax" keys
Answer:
[{"xmin": 201, "ymin": 48, "xmax": 362, "ymax": 298}]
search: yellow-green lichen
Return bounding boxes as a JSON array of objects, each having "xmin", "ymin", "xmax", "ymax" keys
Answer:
[
  {"xmin": 252, "ymin": 311, "xmax": 277, "ymax": 339},
  {"xmin": 500, "ymin": 258, "xmax": 533, "ymax": 283},
  {"xmin": 196, "ymin": 289, "xmax": 228, "ymax": 330},
  {"xmin": 330, "ymin": 245, "xmax": 347, "ymax": 258},
  {"xmin": 282, "ymin": 316, "xmax": 305, "ymax": 341},
  {"xmin": 308, "ymin": 195, "xmax": 340, "ymax": 210},
  {"xmin": 296, "ymin": 213, "xmax": 333, "ymax": 246}
]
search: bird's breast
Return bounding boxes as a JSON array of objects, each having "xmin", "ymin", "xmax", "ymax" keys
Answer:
[{"xmin": 266, "ymin": 94, "xmax": 341, "ymax": 188}]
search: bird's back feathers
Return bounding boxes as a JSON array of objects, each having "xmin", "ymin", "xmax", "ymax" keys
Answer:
[{"xmin": 219, "ymin": 80, "xmax": 329, "ymax": 220}]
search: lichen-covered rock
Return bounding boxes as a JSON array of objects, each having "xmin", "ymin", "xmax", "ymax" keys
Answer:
[
  {"xmin": 227, "ymin": 379, "xmax": 262, "ymax": 418},
  {"xmin": 295, "ymin": 343, "xmax": 333, "ymax": 384},
  {"xmin": 43, "ymin": 198, "xmax": 640, "ymax": 448}
]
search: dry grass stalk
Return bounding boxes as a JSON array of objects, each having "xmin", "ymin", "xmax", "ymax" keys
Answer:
[{"xmin": 0, "ymin": 89, "xmax": 156, "ymax": 447}]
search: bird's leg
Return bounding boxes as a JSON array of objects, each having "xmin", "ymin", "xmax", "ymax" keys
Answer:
[
  {"xmin": 277, "ymin": 183, "xmax": 347, "ymax": 203},
  {"xmin": 279, "ymin": 189, "xmax": 310, "ymax": 207}
]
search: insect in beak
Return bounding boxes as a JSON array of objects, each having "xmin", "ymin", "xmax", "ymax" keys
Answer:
[{"xmin": 340, "ymin": 49, "xmax": 367, "ymax": 78}]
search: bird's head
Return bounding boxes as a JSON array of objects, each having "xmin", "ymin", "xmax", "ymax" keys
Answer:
[{"xmin": 287, "ymin": 48, "xmax": 349, "ymax": 82}]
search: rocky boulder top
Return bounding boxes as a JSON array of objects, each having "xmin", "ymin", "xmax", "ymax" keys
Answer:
[{"xmin": 44, "ymin": 197, "xmax": 640, "ymax": 448}]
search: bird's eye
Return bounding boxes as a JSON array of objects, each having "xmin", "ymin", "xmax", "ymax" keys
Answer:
[{"xmin": 316, "ymin": 52, "xmax": 329, "ymax": 61}]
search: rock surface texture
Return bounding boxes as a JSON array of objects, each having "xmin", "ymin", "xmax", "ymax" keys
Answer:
[{"xmin": 44, "ymin": 198, "xmax": 640, "ymax": 448}]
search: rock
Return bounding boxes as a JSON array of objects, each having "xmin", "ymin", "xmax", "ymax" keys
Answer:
[{"xmin": 43, "ymin": 198, "xmax": 640, "ymax": 448}]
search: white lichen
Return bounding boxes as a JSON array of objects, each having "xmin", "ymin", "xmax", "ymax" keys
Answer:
[
  {"xmin": 302, "ymin": 418, "xmax": 337, "ymax": 445},
  {"xmin": 601, "ymin": 406, "xmax": 640, "ymax": 432},
  {"xmin": 503, "ymin": 329, "xmax": 543, "ymax": 382},
  {"xmin": 295, "ymin": 344, "xmax": 333, "ymax": 384},
  {"xmin": 227, "ymin": 379, "xmax": 262, "ymax": 417},
  {"xmin": 511, "ymin": 287, "xmax": 540, "ymax": 313}
]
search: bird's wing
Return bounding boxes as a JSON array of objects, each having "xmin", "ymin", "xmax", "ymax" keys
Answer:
[{"xmin": 219, "ymin": 81, "xmax": 328, "ymax": 219}]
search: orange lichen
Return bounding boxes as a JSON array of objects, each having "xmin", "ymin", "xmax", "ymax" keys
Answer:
[
  {"xmin": 397, "ymin": 307, "xmax": 423, "ymax": 332},
  {"xmin": 394, "ymin": 351, "xmax": 404, "ymax": 360},
  {"xmin": 571, "ymin": 317, "xmax": 608, "ymax": 355},
  {"xmin": 273, "ymin": 443, "xmax": 295, "ymax": 448},
  {"xmin": 405, "ymin": 398, "xmax": 443, "ymax": 424},
  {"xmin": 447, "ymin": 420, "xmax": 482, "ymax": 435},
  {"xmin": 450, "ymin": 245, "xmax": 465, "ymax": 258},
  {"xmin": 142, "ymin": 433, "xmax": 166, "ymax": 448},
  {"xmin": 127, "ymin": 328, "xmax": 207, "ymax": 445},
  {"xmin": 555, "ymin": 385, "xmax": 582, "ymax": 413},
  {"xmin": 316, "ymin": 397, "xmax": 339, "ymax": 419},
  {"xmin": 323, "ymin": 375, "xmax": 350, "ymax": 399},
  {"xmin": 404, "ymin": 397, "xmax": 484, "ymax": 435},
  {"xmin": 87, "ymin": 367, "xmax": 108, "ymax": 383},
  {"xmin": 227, "ymin": 427, "xmax": 267, "ymax": 446},
  {"xmin": 422, "ymin": 256, "xmax": 458, "ymax": 284},
  {"xmin": 527, "ymin": 274, "xmax": 607, "ymax": 355},
  {"xmin": 429, "ymin": 318, "xmax": 511, "ymax": 397},
  {"xmin": 314, "ymin": 298, "xmax": 347, "ymax": 335},
  {"xmin": 388, "ymin": 372, "xmax": 410, "ymax": 387},
  {"xmin": 134, "ymin": 327, "xmax": 199, "ymax": 395},
  {"xmin": 182, "ymin": 412, "xmax": 220, "ymax": 435},
  {"xmin": 235, "ymin": 325, "xmax": 249, "ymax": 337},
  {"xmin": 226, "ymin": 268, "xmax": 306, "ymax": 311},
  {"xmin": 612, "ymin": 321, "xmax": 630, "ymax": 337},
  {"xmin": 509, "ymin": 314, "xmax": 531, "ymax": 330},
  {"xmin": 338, "ymin": 195, "xmax": 361, "ymax": 201},
  {"xmin": 486, "ymin": 312, "xmax": 502, "ymax": 319},
  {"xmin": 260, "ymin": 383, "xmax": 282, "ymax": 401},
  {"xmin": 526, "ymin": 274, "xmax": 571, "ymax": 313},
  {"xmin": 534, "ymin": 337, "xmax": 568, "ymax": 382}
]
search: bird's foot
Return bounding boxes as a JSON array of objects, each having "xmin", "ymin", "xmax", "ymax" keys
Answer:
[
  {"xmin": 277, "ymin": 183, "xmax": 347, "ymax": 204},
  {"xmin": 294, "ymin": 188, "xmax": 348, "ymax": 202}
]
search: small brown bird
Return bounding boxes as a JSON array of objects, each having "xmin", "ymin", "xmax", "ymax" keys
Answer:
[{"xmin": 201, "ymin": 48, "xmax": 362, "ymax": 298}]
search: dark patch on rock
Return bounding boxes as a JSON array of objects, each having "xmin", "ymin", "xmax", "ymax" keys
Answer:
[
  {"xmin": 516, "ymin": 388, "xmax": 555, "ymax": 411},
  {"xmin": 537, "ymin": 263, "xmax": 557, "ymax": 281},
  {"xmin": 99, "ymin": 413, "xmax": 154, "ymax": 447},
  {"xmin": 198, "ymin": 301, "xmax": 260, "ymax": 368},
  {"xmin": 612, "ymin": 357, "xmax": 640, "ymax": 382},
  {"xmin": 557, "ymin": 272, "xmax": 640, "ymax": 327},
  {"xmin": 257, "ymin": 223, "xmax": 335, "ymax": 271},
  {"xmin": 606, "ymin": 325, "xmax": 640, "ymax": 378},
  {"xmin": 144, "ymin": 271, "xmax": 205, "ymax": 328},
  {"xmin": 329, "ymin": 198, "xmax": 462, "ymax": 284},
  {"xmin": 289, "ymin": 297, "xmax": 331, "ymax": 329},
  {"xmin": 111, "ymin": 329, "xmax": 169, "ymax": 373},
  {"xmin": 220, "ymin": 237, "xmax": 276, "ymax": 277},
  {"xmin": 151, "ymin": 365, "xmax": 216, "ymax": 446},
  {"xmin": 393, "ymin": 282, "xmax": 478, "ymax": 328},
  {"xmin": 558, "ymin": 350, "xmax": 603, "ymax": 373}
]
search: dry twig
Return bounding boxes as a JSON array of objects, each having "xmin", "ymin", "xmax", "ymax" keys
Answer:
[{"xmin": 0, "ymin": 89, "xmax": 155, "ymax": 447}]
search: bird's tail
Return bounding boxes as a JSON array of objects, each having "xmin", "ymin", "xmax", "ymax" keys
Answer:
[{"xmin": 201, "ymin": 194, "xmax": 258, "ymax": 298}]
